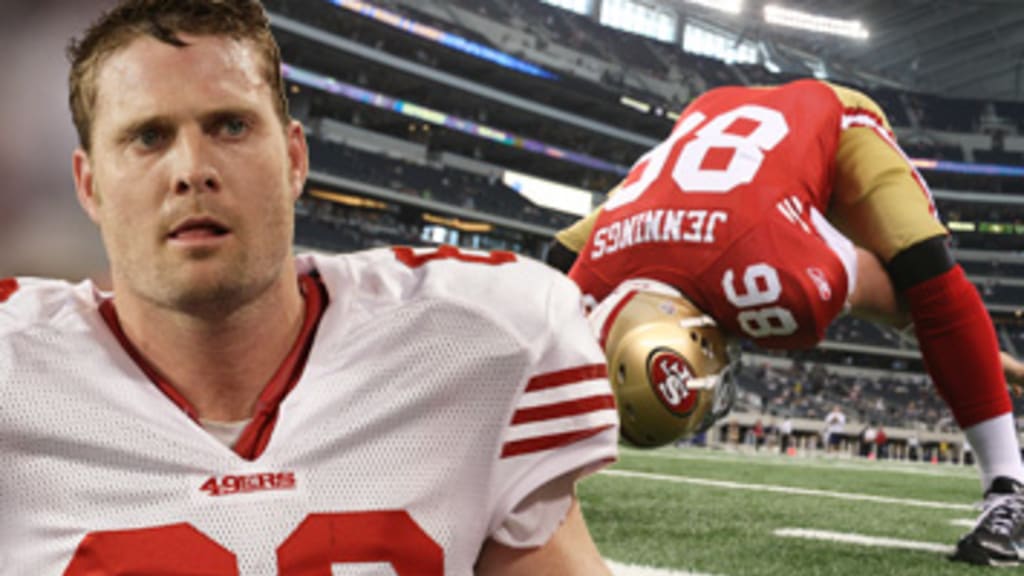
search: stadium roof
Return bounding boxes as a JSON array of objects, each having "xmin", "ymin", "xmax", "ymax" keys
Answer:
[{"xmin": 681, "ymin": 0, "xmax": 1024, "ymax": 101}]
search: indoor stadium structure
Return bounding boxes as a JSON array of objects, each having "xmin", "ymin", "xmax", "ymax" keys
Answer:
[{"xmin": 266, "ymin": 1, "xmax": 1023, "ymax": 573}]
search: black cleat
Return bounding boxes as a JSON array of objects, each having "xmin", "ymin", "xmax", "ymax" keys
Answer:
[{"xmin": 951, "ymin": 477, "xmax": 1024, "ymax": 566}]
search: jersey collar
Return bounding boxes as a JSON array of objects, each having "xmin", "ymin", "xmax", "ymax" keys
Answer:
[{"xmin": 98, "ymin": 274, "xmax": 329, "ymax": 460}]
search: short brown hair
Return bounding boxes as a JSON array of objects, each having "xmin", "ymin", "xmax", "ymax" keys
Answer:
[{"xmin": 67, "ymin": 0, "xmax": 289, "ymax": 151}]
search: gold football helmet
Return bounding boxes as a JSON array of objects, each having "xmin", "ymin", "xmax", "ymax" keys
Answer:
[{"xmin": 591, "ymin": 279, "xmax": 738, "ymax": 448}]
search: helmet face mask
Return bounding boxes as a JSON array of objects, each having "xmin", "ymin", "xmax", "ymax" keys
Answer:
[{"xmin": 593, "ymin": 281, "xmax": 738, "ymax": 448}]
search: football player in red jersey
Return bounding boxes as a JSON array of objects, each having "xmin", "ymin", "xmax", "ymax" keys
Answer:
[
  {"xmin": 548, "ymin": 79, "xmax": 1024, "ymax": 566},
  {"xmin": 0, "ymin": 1, "xmax": 620, "ymax": 574}
]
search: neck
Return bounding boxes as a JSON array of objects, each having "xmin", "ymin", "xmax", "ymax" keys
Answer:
[{"xmin": 111, "ymin": 267, "xmax": 306, "ymax": 422}]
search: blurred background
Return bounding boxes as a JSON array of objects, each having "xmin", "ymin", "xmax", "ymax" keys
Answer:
[{"xmin": 0, "ymin": 0, "xmax": 113, "ymax": 280}]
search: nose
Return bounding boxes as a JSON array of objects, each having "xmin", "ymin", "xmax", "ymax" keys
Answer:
[{"xmin": 171, "ymin": 127, "xmax": 221, "ymax": 195}]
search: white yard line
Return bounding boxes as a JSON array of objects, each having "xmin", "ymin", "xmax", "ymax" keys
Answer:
[
  {"xmin": 773, "ymin": 528, "xmax": 955, "ymax": 554},
  {"xmin": 601, "ymin": 469, "xmax": 974, "ymax": 510},
  {"xmin": 948, "ymin": 518, "xmax": 976, "ymax": 527},
  {"xmin": 609, "ymin": 560, "xmax": 721, "ymax": 576},
  {"xmin": 622, "ymin": 447, "xmax": 978, "ymax": 479}
]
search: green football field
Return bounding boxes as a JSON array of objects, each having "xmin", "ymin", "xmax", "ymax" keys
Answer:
[{"xmin": 580, "ymin": 446, "xmax": 996, "ymax": 576}]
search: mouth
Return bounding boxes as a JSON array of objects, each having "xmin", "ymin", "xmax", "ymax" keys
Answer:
[{"xmin": 167, "ymin": 217, "xmax": 232, "ymax": 243}]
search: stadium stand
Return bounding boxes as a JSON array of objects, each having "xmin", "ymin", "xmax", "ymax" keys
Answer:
[{"xmin": 270, "ymin": 0, "xmax": 1024, "ymax": 436}]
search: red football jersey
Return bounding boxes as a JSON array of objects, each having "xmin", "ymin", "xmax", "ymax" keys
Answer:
[{"xmin": 570, "ymin": 80, "xmax": 859, "ymax": 349}]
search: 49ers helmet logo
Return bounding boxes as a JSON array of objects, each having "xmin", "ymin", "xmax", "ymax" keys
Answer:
[{"xmin": 647, "ymin": 348, "xmax": 698, "ymax": 416}]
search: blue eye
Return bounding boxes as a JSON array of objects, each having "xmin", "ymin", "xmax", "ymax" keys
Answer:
[
  {"xmin": 137, "ymin": 127, "xmax": 167, "ymax": 148},
  {"xmin": 222, "ymin": 117, "xmax": 249, "ymax": 137}
]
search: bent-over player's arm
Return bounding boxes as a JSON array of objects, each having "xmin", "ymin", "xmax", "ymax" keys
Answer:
[
  {"xmin": 547, "ymin": 206, "xmax": 601, "ymax": 273},
  {"xmin": 847, "ymin": 247, "xmax": 910, "ymax": 328},
  {"xmin": 476, "ymin": 497, "xmax": 611, "ymax": 576},
  {"xmin": 1003, "ymin": 352, "xmax": 1024, "ymax": 394},
  {"xmin": 849, "ymin": 246, "xmax": 1023, "ymax": 392},
  {"xmin": 827, "ymin": 80, "xmax": 1015, "ymax": 439},
  {"xmin": 546, "ymin": 185, "xmax": 620, "ymax": 273}
]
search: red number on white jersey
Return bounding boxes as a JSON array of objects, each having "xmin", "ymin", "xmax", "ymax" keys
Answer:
[
  {"xmin": 0, "ymin": 278, "xmax": 19, "ymax": 303},
  {"xmin": 279, "ymin": 511, "xmax": 443, "ymax": 574},
  {"xmin": 64, "ymin": 511, "xmax": 444, "ymax": 575},
  {"xmin": 393, "ymin": 245, "xmax": 517, "ymax": 268},
  {"xmin": 64, "ymin": 524, "xmax": 235, "ymax": 575}
]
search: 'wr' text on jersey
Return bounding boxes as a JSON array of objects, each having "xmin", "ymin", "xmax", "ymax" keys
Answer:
[{"xmin": 590, "ymin": 209, "xmax": 729, "ymax": 260}]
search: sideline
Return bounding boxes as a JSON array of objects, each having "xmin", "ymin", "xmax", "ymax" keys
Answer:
[
  {"xmin": 600, "ymin": 469, "xmax": 974, "ymax": 511},
  {"xmin": 609, "ymin": 560, "xmax": 722, "ymax": 576},
  {"xmin": 773, "ymin": 528, "xmax": 955, "ymax": 554},
  {"xmin": 622, "ymin": 446, "xmax": 978, "ymax": 480}
]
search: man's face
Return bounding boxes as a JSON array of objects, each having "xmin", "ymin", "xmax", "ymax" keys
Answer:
[{"xmin": 73, "ymin": 34, "xmax": 307, "ymax": 314}]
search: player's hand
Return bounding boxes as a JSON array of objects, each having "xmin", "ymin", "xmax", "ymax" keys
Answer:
[{"xmin": 1001, "ymin": 352, "xmax": 1024, "ymax": 396}]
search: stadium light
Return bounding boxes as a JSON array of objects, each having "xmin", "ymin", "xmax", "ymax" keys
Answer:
[
  {"xmin": 620, "ymin": 95, "xmax": 652, "ymax": 114},
  {"xmin": 503, "ymin": 170, "xmax": 597, "ymax": 216},
  {"xmin": 947, "ymin": 221, "xmax": 977, "ymax": 233},
  {"xmin": 687, "ymin": 0, "xmax": 743, "ymax": 15},
  {"xmin": 764, "ymin": 5, "xmax": 869, "ymax": 39}
]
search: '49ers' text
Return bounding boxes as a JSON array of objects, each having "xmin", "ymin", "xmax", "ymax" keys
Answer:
[{"xmin": 200, "ymin": 472, "xmax": 296, "ymax": 497}]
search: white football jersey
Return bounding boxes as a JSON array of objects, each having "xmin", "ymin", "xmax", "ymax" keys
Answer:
[{"xmin": 0, "ymin": 248, "xmax": 619, "ymax": 575}]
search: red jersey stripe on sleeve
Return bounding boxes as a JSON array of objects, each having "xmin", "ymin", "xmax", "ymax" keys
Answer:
[
  {"xmin": 501, "ymin": 425, "xmax": 615, "ymax": 458},
  {"xmin": 511, "ymin": 395, "xmax": 616, "ymax": 425},
  {"xmin": 501, "ymin": 363, "xmax": 617, "ymax": 458},
  {"xmin": 524, "ymin": 364, "xmax": 607, "ymax": 392},
  {"xmin": 841, "ymin": 107, "xmax": 892, "ymax": 137}
]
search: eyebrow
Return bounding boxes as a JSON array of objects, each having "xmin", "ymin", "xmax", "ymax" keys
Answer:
[
  {"xmin": 200, "ymin": 107, "xmax": 260, "ymax": 127},
  {"xmin": 112, "ymin": 115, "xmax": 175, "ymax": 144}
]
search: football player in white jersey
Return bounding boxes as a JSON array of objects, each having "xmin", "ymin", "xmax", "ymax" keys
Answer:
[{"xmin": 0, "ymin": 1, "xmax": 620, "ymax": 574}]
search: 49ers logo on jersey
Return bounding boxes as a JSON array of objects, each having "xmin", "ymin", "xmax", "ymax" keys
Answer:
[
  {"xmin": 648, "ymin": 349, "xmax": 698, "ymax": 415},
  {"xmin": 0, "ymin": 278, "xmax": 18, "ymax": 303},
  {"xmin": 200, "ymin": 471, "xmax": 296, "ymax": 497}
]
